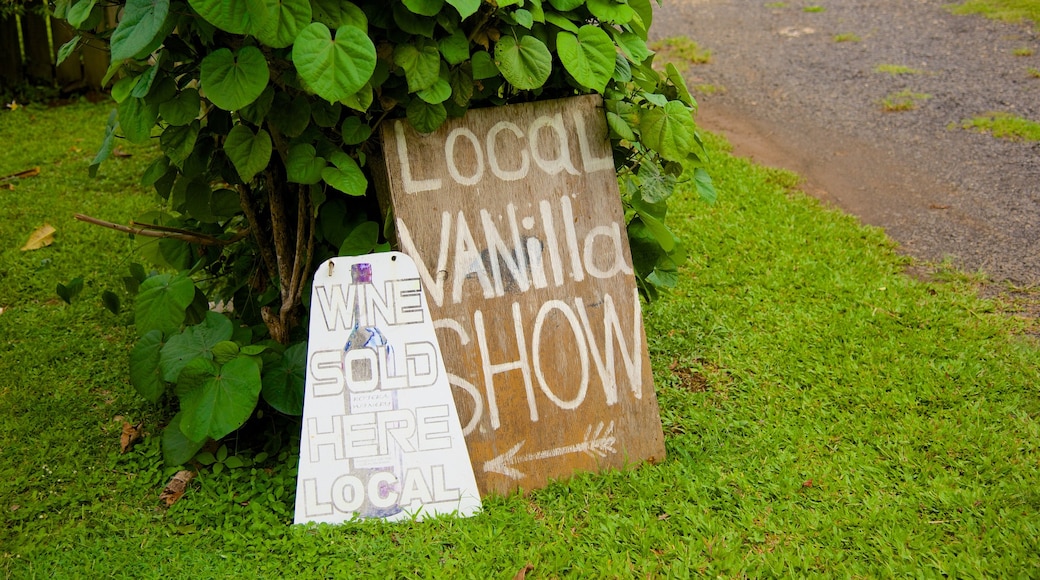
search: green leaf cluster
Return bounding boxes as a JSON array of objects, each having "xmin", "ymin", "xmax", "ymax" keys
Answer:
[
  {"xmin": 126, "ymin": 270, "xmax": 306, "ymax": 465},
  {"xmin": 55, "ymin": 0, "xmax": 712, "ymax": 454}
]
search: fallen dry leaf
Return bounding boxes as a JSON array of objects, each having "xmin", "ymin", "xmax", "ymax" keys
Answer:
[
  {"xmin": 160, "ymin": 470, "xmax": 195, "ymax": 507},
  {"xmin": 21, "ymin": 223, "xmax": 56, "ymax": 251},
  {"xmin": 513, "ymin": 563, "xmax": 534, "ymax": 580},
  {"xmin": 120, "ymin": 421, "xmax": 143, "ymax": 453}
]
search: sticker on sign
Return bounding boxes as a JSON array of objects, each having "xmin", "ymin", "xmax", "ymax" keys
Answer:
[{"xmin": 294, "ymin": 252, "xmax": 481, "ymax": 524}]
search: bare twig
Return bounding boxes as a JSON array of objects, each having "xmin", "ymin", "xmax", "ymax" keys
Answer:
[
  {"xmin": 74, "ymin": 213, "xmax": 248, "ymax": 246},
  {"xmin": 237, "ymin": 183, "xmax": 278, "ymax": 281},
  {"xmin": 266, "ymin": 173, "xmax": 294, "ymax": 300},
  {"xmin": 1, "ymin": 167, "xmax": 40, "ymax": 182},
  {"xmin": 285, "ymin": 187, "xmax": 314, "ymax": 315}
]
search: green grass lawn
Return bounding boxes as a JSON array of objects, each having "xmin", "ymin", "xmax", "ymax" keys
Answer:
[
  {"xmin": 948, "ymin": 0, "xmax": 1040, "ymax": 29},
  {"xmin": 2, "ymin": 101, "xmax": 1039, "ymax": 577}
]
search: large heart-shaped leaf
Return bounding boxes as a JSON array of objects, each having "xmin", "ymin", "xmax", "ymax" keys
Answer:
[
  {"xmin": 341, "ymin": 83, "xmax": 373, "ymax": 112},
  {"xmin": 90, "ymin": 109, "xmax": 118, "ymax": 177},
  {"xmin": 200, "ymin": 46, "xmax": 270, "ymax": 111},
  {"xmin": 135, "ymin": 273, "xmax": 195, "ymax": 336},
  {"xmin": 261, "ymin": 342, "xmax": 306, "ymax": 415},
  {"xmin": 188, "ymin": 0, "xmax": 267, "ymax": 35},
  {"xmin": 665, "ymin": 62, "xmax": 696, "ymax": 109},
  {"xmin": 403, "ymin": 0, "xmax": 443, "ymax": 16},
  {"xmin": 339, "ymin": 116, "xmax": 372, "ymax": 145},
  {"xmin": 176, "ymin": 356, "xmax": 262, "ymax": 442},
  {"xmin": 110, "ymin": 0, "xmax": 170, "ymax": 61},
  {"xmin": 449, "ymin": 65, "xmax": 474, "ymax": 106},
  {"xmin": 339, "ymin": 220, "xmax": 379, "ymax": 255},
  {"xmin": 310, "ymin": 99, "xmax": 341, "ymax": 127},
  {"xmin": 286, "ymin": 143, "xmax": 326, "ymax": 184},
  {"xmin": 406, "ymin": 99, "xmax": 447, "ymax": 133},
  {"xmin": 439, "ymin": 29, "xmax": 469, "ymax": 65},
  {"xmin": 130, "ymin": 64, "xmax": 161, "ymax": 100},
  {"xmin": 321, "ymin": 150, "xmax": 367, "ymax": 195},
  {"xmin": 130, "ymin": 330, "xmax": 166, "ymax": 403},
  {"xmin": 694, "ymin": 167, "xmax": 717, "ymax": 204},
  {"xmin": 224, "ymin": 124, "xmax": 272, "ymax": 182},
  {"xmin": 163, "ymin": 412, "xmax": 207, "ymax": 464},
  {"xmin": 445, "ymin": 0, "xmax": 480, "ymax": 18},
  {"xmin": 239, "ymin": 86, "xmax": 275, "ymax": 125},
  {"xmin": 292, "ymin": 23, "xmax": 376, "ymax": 102},
  {"xmin": 639, "ymin": 100, "xmax": 698, "ymax": 162},
  {"xmin": 547, "ymin": 0, "xmax": 583, "ymax": 10},
  {"xmin": 471, "ymin": 51, "xmax": 499, "ymax": 80},
  {"xmin": 183, "ymin": 178, "xmax": 221, "ymax": 223},
  {"xmin": 56, "ymin": 36, "xmax": 81, "ymax": 66},
  {"xmin": 159, "ymin": 311, "xmax": 234, "ymax": 383},
  {"xmin": 628, "ymin": 0, "xmax": 653, "ymax": 31},
  {"xmin": 417, "ymin": 65, "xmax": 451, "ymax": 104},
  {"xmin": 101, "ymin": 290, "xmax": 121, "ymax": 315},
  {"xmin": 68, "ymin": 0, "xmax": 98, "ymax": 28},
  {"xmin": 392, "ymin": 3, "xmax": 435, "ymax": 37},
  {"xmin": 159, "ymin": 88, "xmax": 201, "ymax": 126},
  {"xmin": 557, "ymin": 26, "xmax": 615, "ymax": 93},
  {"xmin": 268, "ymin": 93, "xmax": 311, "ymax": 137},
  {"xmin": 613, "ymin": 30, "xmax": 650, "ymax": 64},
  {"xmin": 494, "ymin": 35, "xmax": 552, "ymax": 90},
  {"xmin": 394, "ymin": 39, "xmax": 441, "ymax": 93},
  {"xmin": 55, "ymin": 277, "xmax": 83, "ymax": 304},
  {"xmin": 160, "ymin": 121, "xmax": 200, "ymax": 164},
  {"xmin": 586, "ymin": 0, "xmax": 635, "ymax": 24},
  {"xmin": 310, "ymin": 0, "xmax": 367, "ymax": 30},
  {"xmin": 634, "ymin": 160, "xmax": 677, "ymax": 204},
  {"xmin": 118, "ymin": 97, "xmax": 159, "ymax": 143},
  {"xmin": 257, "ymin": 0, "xmax": 311, "ymax": 48}
]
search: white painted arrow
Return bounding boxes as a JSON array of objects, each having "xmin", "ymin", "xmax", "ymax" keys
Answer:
[{"xmin": 483, "ymin": 421, "xmax": 617, "ymax": 480}]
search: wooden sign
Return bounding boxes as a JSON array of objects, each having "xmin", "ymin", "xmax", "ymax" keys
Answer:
[
  {"xmin": 373, "ymin": 95, "xmax": 666, "ymax": 495},
  {"xmin": 294, "ymin": 252, "xmax": 482, "ymax": 524}
]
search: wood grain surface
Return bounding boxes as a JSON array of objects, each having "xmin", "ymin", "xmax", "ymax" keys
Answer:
[{"xmin": 374, "ymin": 95, "xmax": 666, "ymax": 495}]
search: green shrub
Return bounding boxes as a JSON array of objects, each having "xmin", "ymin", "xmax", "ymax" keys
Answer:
[{"xmin": 53, "ymin": 0, "xmax": 713, "ymax": 464}]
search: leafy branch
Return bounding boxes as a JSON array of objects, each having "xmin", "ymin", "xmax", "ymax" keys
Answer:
[{"xmin": 54, "ymin": 0, "xmax": 714, "ymax": 464}]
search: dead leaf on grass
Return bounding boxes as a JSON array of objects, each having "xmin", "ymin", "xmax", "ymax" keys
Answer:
[
  {"xmin": 1, "ymin": 167, "xmax": 40, "ymax": 182},
  {"xmin": 160, "ymin": 470, "xmax": 195, "ymax": 507},
  {"xmin": 21, "ymin": 223, "xmax": 56, "ymax": 251},
  {"xmin": 120, "ymin": 421, "xmax": 143, "ymax": 453},
  {"xmin": 513, "ymin": 564, "xmax": 534, "ymax": 580}
]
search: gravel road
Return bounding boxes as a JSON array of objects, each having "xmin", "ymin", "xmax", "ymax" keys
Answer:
[{"xmin": 651, "ymin": 0, "xmax": 1040, "ymax": 286}]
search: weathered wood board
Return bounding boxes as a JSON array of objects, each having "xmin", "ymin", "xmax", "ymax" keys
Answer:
[
  {"xmin": 374, "ymin": 94, "xmax": 666, "ymax": 495},
  {"xmin": 295, "ymin": 252, "xmax": 482, "ymax": 524}
]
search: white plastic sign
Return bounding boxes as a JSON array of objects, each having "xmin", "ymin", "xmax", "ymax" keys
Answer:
[{"xmin": 294, "ymin": 252, "xmax": 481, "ymax": 524}]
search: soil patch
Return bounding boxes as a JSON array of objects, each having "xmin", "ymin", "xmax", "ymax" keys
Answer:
[{"xmin": 651, "ymin": 0, "xmax": 1040, "ymax": 287}]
